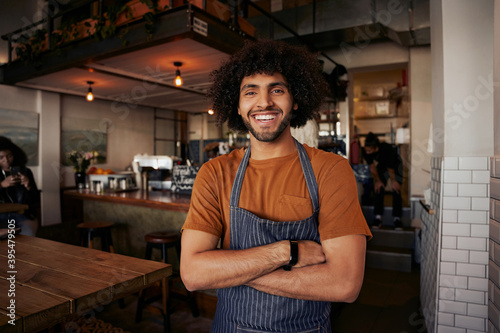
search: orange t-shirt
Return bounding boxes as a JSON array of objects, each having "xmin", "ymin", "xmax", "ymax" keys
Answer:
[{"xmin": 183, "ymin": 144, "xmax": 371, "ymax": 249}]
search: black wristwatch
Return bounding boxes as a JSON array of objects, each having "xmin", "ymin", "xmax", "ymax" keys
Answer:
[{"xmin": 283, "ymin": 240, "xmax": 298, "ymax": 271}]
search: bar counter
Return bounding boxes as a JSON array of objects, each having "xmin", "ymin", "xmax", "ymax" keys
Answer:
[
  {"xmin": 63, "ymin": 189, "xmax": 192, "ymax": 260},
  {"xmin": 64, "ymin": 188, "xmax": 191, "ymax": 212}
]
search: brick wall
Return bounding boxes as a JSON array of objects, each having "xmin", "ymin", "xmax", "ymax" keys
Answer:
[
  {"xmin": 421, "ymin": 156, "xmax": 442, "ymax": 332},
  {"xmin": 421, "ymin": 156, "xmax": 491, "ymax": 332},
  {"xmin": 438, "ymin": 157, "xmax": 490, "ymax": 332},
  {"xmin": 489, "ymin": 157, "xmax": 500, "ymax": 332}
]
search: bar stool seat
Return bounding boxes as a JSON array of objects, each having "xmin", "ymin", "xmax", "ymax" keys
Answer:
[
  {"xmin": 76, "ymin": 221, "xmax": 115, "ymax": 253},
  {"xmin": 136, "ymin": 230, "xmax": 199, "ymax": 333}
]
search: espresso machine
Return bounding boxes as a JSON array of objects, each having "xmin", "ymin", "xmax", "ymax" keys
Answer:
[{"xmin": 132, "ymin": 154, "xmax": 180, "ymax": 190}]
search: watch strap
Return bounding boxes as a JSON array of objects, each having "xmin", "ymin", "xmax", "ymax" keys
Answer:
[{"xmin": 283, "ymin": 240, "xmax": 298, "ymax": 271}]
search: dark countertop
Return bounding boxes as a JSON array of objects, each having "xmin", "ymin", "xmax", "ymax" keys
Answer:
[{"xmin": 64, "ymin": 189, "xmax": 191, "ymax": 213}]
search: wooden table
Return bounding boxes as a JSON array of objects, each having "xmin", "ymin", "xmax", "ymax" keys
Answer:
[{"xmin": 0, "ymin": 235, "xmax": 172, "ymax": 332}]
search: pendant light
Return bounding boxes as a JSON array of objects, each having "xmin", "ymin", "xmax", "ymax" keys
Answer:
[
  {"xmin": 86, "ymin": 81, "xmax": 94, "ymax": 102},
  {"xmin": 174, "ymin": 62, "xmax": 183, "ymax": 87}
]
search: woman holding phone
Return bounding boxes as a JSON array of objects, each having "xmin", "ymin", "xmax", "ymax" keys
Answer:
[{"xmin": 0, "ymin": 136, "xmax": 39, "ymax": 236}]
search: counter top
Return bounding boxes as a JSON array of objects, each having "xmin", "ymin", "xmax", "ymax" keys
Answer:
[{"xmin": 64, "ymin": 189, "xmax": 191, "ymax": 212}]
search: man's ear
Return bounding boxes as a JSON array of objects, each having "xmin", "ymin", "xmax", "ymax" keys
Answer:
[{"xmin": 293, "ymin": 103, "xmax": 298, "ymax": 111}]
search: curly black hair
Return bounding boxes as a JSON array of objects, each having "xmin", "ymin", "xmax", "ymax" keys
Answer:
[
  {"xmin": 208, "ymin": 39, "xmax": 329, "ymax": 133},
  {"xmin": 0, "ymin": 136, "xmax": 28, "ymax": 166}
]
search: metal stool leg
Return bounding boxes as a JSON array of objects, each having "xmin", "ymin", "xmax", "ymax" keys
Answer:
[
  {"xmin": 87, "ymin": 230, "xmax": 94, "ymax": 250},
  {"xmin": 107, "ymin": 228, "xmax": 115, "ymax": 253}
]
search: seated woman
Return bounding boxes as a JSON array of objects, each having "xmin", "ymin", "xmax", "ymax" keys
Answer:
[{"xmin": 0, "ymin": 136, "xmax": 40, "ymax": 236}]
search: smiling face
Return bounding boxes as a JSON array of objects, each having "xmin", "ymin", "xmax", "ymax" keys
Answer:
[{"xmin": 238, "ymin": 72, "xmax": 298, "ymax": 143}]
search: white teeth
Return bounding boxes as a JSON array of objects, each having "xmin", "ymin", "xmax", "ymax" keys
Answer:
[{"xmin": 254, "ymin": 114, "xmax": 275, "ymax": 120}]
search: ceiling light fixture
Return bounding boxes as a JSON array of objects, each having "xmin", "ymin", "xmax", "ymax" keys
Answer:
[
  {"xmin": 174, "ymin": 61, "xmax": 183, "ymax": 87},
  {"xmin": 86, "ymin": 81, "xmax": 94, "ymax": 102}
]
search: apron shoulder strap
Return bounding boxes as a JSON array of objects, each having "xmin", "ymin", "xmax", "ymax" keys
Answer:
[{"xmin": 294, "ymin": 139, "xmax": 319, "ymax": 212}]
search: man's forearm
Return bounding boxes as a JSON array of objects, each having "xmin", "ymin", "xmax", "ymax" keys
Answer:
[
  {"xmin": 369, "ymin": 164, "xmax": 380, "ymax": 182},
  {"xmin": 388, "ymin": 168, "xmax": 396, "ymax": 181},
  {"xmin": 246, "ymin": 235, "xmax": 367, "ymax": 303},
  {"xmin": 246, "ymin": 263, "xmax": 347, "ymax": 301},
  {"xmin": 181, "ymin": 241, "xmax": 289, "ymax": 291},
  {"xmin": 181, "ymin": 230, "xmax": 326, "ymax": 292}
]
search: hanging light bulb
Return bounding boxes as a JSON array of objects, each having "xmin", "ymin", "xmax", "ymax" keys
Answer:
[
  {"xmin": 174, "ymin": 61, "xmax": 183, "ymax": 87},
  {"xmin": 208, "ymin": 109, "xmax": 214, "ymax": 115},
  {"xmin": 86, "ymin": 81, "xmax": 94, "ymax": 102}
]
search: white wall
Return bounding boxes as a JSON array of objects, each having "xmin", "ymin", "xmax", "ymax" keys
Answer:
[
  {"xmin": 426, "ymin": 1, "xmax": 494, "ymax": 332},
  {"xmin": 0, "ymin": 84, "xmax": 62, "ymax": 225},
  {"xmin": 0, "ymin": 84, "xmax": 41, "ymax": 184},
  {"xmin": 60, "ymin": 94, "xmax": 155, "ymax": 186},
  {"xmin": 495, "ymin": 0, "xmax": 500, "ymax": 157},
  {"xmin": 409, "ymin": 46, "xmax": 432, "ymax": 195},
  {"xmin": 441, "ymin": 0, "xmax": 494, "ymax": 157}
]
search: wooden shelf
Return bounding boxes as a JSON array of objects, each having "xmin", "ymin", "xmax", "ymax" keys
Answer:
[
  {"xmin": 354, "ymin": 114, "xmax": 399, "ymax": 120},
  {"xmin": 355, "ymin": 96, "xmax": 390, "ymax": 102}
]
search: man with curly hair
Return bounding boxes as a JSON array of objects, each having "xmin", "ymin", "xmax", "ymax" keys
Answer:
[{"xmin": 181, "ymin": 39, "xmax": 371, "ymax": 332}]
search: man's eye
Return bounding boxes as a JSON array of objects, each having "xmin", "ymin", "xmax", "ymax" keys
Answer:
[{"xmin": 271, "ymin": 89, "xmax": 284, "ymax": 94}]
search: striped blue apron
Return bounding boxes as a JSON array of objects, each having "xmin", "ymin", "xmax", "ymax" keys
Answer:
[{"xmin": 211, "ymin": 139, "xmax": 331, "ymax": 332}]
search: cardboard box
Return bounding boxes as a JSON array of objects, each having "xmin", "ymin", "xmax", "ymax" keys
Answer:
[
  {"xmin": 238, "ymin": 16, "xmax": 256, "ymax": 36},
  {"xmin": 190, "ymin": 0, "xmax": 231, "ymax": 22}
]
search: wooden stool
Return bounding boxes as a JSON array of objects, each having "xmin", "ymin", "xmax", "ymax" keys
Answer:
[
  {"xmin": 135, "ymin": 231, "xmax": 199, "ymax": 332},
  {"xmin": 76, "ymin": 221, "xmax": 115, "ymax": 253}
]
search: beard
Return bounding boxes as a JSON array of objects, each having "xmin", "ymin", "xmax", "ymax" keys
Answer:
[{"xmin": 241, "ymin": 110, "xmax": 293, "ymax": 142}]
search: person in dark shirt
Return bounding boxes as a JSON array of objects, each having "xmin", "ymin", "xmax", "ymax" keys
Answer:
[
  {"xmin": 363, "ymin": 132, "xmax": 403, "ymax": 230},
  {"xmin": 0, "ymin": 136, "xmax": 40, "ymax": 236}
]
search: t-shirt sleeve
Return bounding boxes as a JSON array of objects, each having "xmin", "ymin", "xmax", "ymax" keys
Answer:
[
  {"xmin": 317, "ymin": 157, "xmax": 372, "ymax": 241},
  {"xmin": 182, "ymin": 163, "xmax": 224, "ymax": 239}
]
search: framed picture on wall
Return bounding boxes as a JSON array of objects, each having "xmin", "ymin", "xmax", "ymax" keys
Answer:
[
  {"xmin": 0, "ymin": 109, "xmax": 39, "ymax": 166},
  {"xmin": 61, "ymin": 117, "xmax": 107, "ymax": 166}
]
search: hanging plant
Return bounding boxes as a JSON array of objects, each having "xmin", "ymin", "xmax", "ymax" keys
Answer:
[
  {"xmin": 140, "ymin": 0, "xmax": 160, "ymax": 12},
  {"xmin": 143, "ymin": 12, "xmax": 157, "ymax": 39},
  {"xmin": 14, "ymin": 28, "xmax": 47, "ymax": 66},
  {"xmin": 93, "ymin": 0, "xmax": 131, "ymax": 41}
]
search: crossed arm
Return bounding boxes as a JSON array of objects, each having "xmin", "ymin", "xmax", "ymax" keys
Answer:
[{"xmin": 180, "ymin": 229, "xmax": 367, "ymax": 303}]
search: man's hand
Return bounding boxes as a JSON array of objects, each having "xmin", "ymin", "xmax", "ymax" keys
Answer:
[
  {"xmin": 295, "ymin": 240, "xmax": 325, "ymax": 268},
  {"xmin": 391, "ymin": 180, "xmax": 401, "ymax": 193},
  {"xmin": 246, "ymin": 235, "xmax": 367, "ymax": 303},
  {"xmin": 19, "ymin": 173, "xmax": 31, "ymax": 190},
  {"xmin": 1, "ymin": 175, "xmax": 20, "ymax": 188},
  {"xmin": 374, "ymin": 179, "xmax": 384, "ymax": 193}
]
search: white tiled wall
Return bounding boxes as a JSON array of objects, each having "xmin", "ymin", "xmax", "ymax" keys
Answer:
[
  {"xmin": 439, "ymin": 157, "xmax": 489, "ymax": 332},
  {"xmin": 489, "ymin": 156, "xmax": 500, "ymax": 332},
  {"xmin": 421, "ymin": 156, "xmax": 442, "ymax": 332},
  {"xmin": 421, "ymin": 156, "xmax": 491, "ymax": 332}
]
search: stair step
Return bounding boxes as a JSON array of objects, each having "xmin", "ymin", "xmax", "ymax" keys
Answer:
[
  {"xmin": 362, "ymin": 206, "xmax": 411, "ymax": 226},
  {"xmin": 369, "ymin": 227, "xmax": 415, "ymax": 249},
  {"xmin": 366, "ymin": 245, "xmax": 413, "ymax": 272}
]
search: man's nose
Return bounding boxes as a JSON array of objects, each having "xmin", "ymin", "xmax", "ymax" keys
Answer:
[{"xmin": 257, "ymin": 91, "xmax": 274, "ymax": 109}]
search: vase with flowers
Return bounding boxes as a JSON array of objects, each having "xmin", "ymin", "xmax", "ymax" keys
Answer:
[{"xmin": 67, "ymin": 150, "xmax": 99, "ymax": 188}]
